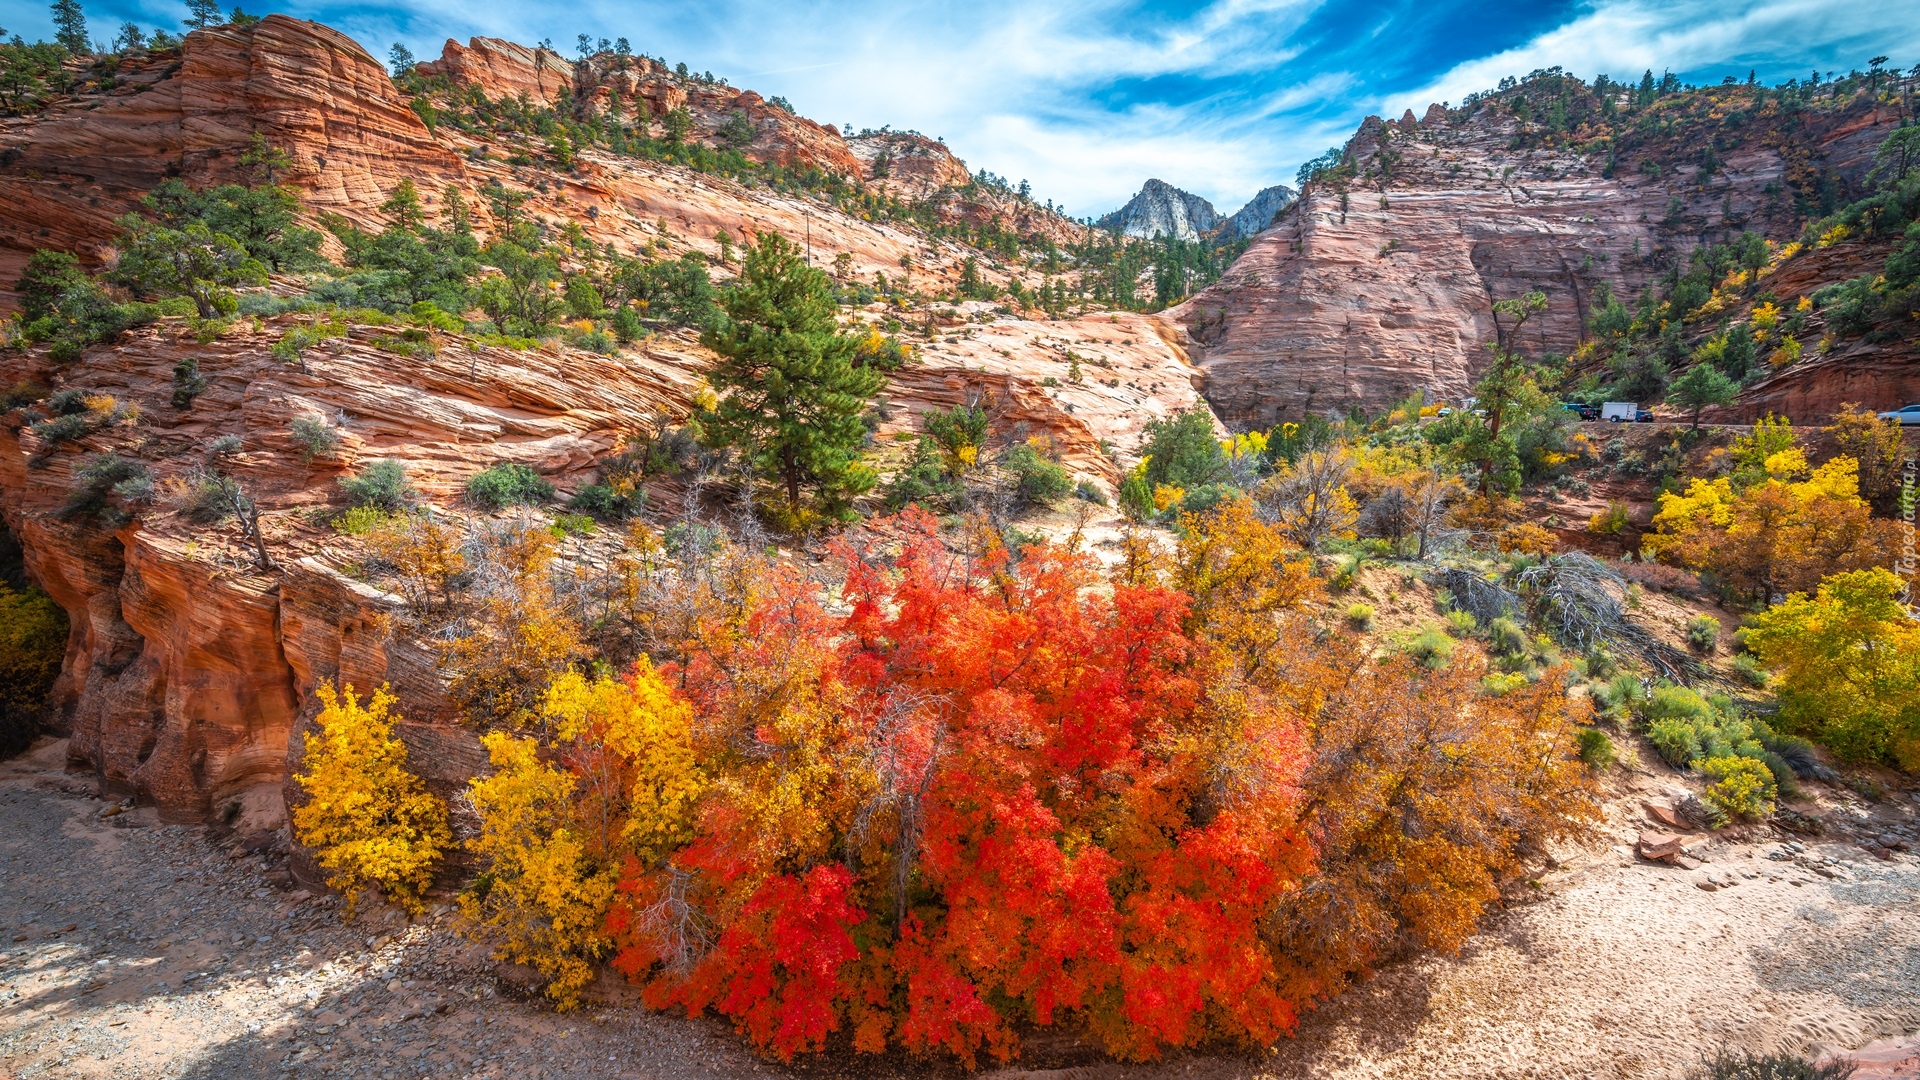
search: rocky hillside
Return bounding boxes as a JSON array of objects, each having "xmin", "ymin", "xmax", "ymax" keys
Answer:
[
  {"xmin": 1172, "ymin": 79, "xmax": 1915, "ymax": 425},
  {"xmin": 0, "ymin": 17, "xmax": 1087, "ymax": 301}
]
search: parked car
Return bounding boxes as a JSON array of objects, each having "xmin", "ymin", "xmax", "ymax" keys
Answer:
[
  {"xmin": 1878, "ymin": 404, "xmax": 1920, "ymax": 425},
  {"xmin": 1636, "ymin": 408, "xmax": 1655, "ymax": 423},
  {"xmin": 1562, "ymin": 402, "xmax": 1599, "ymax": 420},
  {"xmin": 1601, "ymin": 401, "xmax": 1639, "ymax": 422}
]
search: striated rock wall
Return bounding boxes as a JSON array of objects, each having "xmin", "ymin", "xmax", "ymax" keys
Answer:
[
  {"xmin": 1172, "ymin": 101, "xmax": 1912, "ymax": 426},
  {"xmin": 882, "ymin": 309, "xmax": 1207, "ymax": 490},
  {"xmin": 0, "ymin": 320, "xmax": 706, "ymax": 820},
  {"xmin": 0, "ymin": 15, "xmax": 469, "ymax": 286}
]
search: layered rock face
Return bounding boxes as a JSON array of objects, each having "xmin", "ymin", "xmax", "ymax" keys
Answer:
[
  {"xmin": 0, "ymin": 322, "xmax": 705, "ymax": 820},
  {"xmin": 419, "ymin": 37, "xmax": 863, "ymax": 178},
  {"xmin": 1219, "ymin": 184, "xmax": 1296, "ymax": 239},
  {"xmin": 884, "ymin": 309, "xmax": 1205, "ymax": 486},
  {"xmin": 0, "ymin": 16, "xmax": 470, "ymax": 286},
  {"xmin": 1098, "ymin": 179, "xmax": 1220, "ymax": 241},
  {"xmin": 1172, "ymin": 100, "xmax": 1910, "ymax": 427}
]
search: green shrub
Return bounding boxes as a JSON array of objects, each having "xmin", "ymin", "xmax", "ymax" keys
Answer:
[
  {"xmin": 568, "ymin": 481, "xmax": 645, "ymax": 520},
  {"xmin": 171, "ymin": 357, "xmax": 208, "ymax": 408},
  {"xmin": 1699, "ymin": 756, "xmax": 1777, "ymax": 820},
  {"xmin": 1407, "ymin": 627, "xmax": 1454, "ymax": 669},
  {"xmin": 1575, "ymin": 727, "xmax": 1617, "ymax": 770},
  {"xmin": 1646, "ymin": 685, "xmax": 1713, "ymax": 724},
  {"xmin": 1584, "ymin": 645, "xmax": 1616, "ymax": 680},
  {"xmin": 1345, "ymin": 603, "xmax": 1375, "ymax": 630},
  {"xmin": 1732, "ymin": 653, "xmax": 1768, "ymax": 688},
  {"xmin": 1444, "ymin": 609, "xmax": 1478, "ymax": 637},
  {"xmin": 883, "ymin": 437, "xmax": 961, "ymax": 511},
  {"xmin": 1487, "ymin": 615, "xmax": 1528, "ymax": 655},
  {"xmin": 1686, "ymin": 615, "xmax": 1721, "ymax": 653},
  {"xmin": 1648, "ymin": 717, "xmax": 1705, "ymax": 768},
  {"xmin": 1606, "ymin": 673, "xmax": 1645, "ymax": 714},
  {"xmin": 465, "ymin": 464, "xmax": 554, "ymax": 510},
  {"xmin": 339, "ymin": 459, "xmax": 416, "ymax": 512},
  {"xmin": 1004, "ymin": 443, "xmax": 1073, "ymax": 506},
  {"xmin": 1480, "ymin": 671, "xmax": 1529, "ymax": 695},
  {"xmin": 1073, "ymin": 480, "xmax": 1107, "ymax": 506},
  {"xmin": 288, "ymin": 417, "xmax": 339, "ymax": 464},
  {"xmin": 332, "ymin": 506, "xmax": 393, "ymax": 536},
  {"xmin": 1178, "ymin": 483, "xmax": 1243, "ymax": 518},
  {"xmin": 549, "ymin": 513, "xmax": 596, "ymax": 538}
]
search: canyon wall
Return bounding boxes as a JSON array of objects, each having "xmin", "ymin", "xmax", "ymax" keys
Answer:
[{"xmin": 1172, "ymin": 99, "xmax": 1911, "ymax": 426}]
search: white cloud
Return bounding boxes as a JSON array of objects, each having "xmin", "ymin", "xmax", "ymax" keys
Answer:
[
  {"xmin": 19, "ymin": 0, "xmax": 1910, "ymax": 215},
  {"xmin": 1378, "ymin": 0, "xmax": 1920, "ymax": 118}
]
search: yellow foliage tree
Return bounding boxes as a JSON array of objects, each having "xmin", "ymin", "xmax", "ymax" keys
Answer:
[
  {"xmin": 464, "ymin": 731, "xmax": 617, "ymax": 1008},
  {"xmin": 461, "ymin": 661, "xmax": 709, "ymax": 1008},
  {"xmin": 1642, "ymin": 455, "xmax": 1894, "ymax": 604},
  {"xmin": 1743, "ymin": 568, "xmax": 1920, "ymax": 770},
  {"xmin": 292, "ymin": 683, "xmax": 451, "ymax": 916}
]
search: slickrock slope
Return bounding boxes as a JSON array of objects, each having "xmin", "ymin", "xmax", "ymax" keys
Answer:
[
  {"xmin": 0, "ymin": 321, "xmax": 706, "ymax": 822},
  {"xmin": 1172, "ymin": 101, "xmax": 1911, "ymax": 425},
  {"xmin": 0, "ymin": 15, "xmax": 470, "ymax": 285},
  {"xmin": 883, "ymin": 308, "xmax": 1205, "ymax": 487}
]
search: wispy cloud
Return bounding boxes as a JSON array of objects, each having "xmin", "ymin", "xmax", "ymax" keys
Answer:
[{"xmin": 10, "ymin": 0, "xmax": 1910, "ymax": 216}]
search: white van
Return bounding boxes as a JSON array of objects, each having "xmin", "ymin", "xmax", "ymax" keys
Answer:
[{"xmin": 1601, "ymin": 402, "xmax": 1638, "ymax": 422}]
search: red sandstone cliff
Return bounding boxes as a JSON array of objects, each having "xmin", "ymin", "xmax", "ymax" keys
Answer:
[{"xmin": 0, "ymin": 16, "xmax": 469, "ymax": 287}]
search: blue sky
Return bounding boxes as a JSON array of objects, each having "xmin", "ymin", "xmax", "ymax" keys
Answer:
[{"xmin": 7, "ymin": 0, "xmax": 1919, "ymax": 215}]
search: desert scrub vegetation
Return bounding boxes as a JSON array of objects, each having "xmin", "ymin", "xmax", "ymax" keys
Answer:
[
  {"xmin": 339, "ymin": 459, "xmax": 417, "ymax": 512},
  {"xmin": 322, "ymin": 501, "xmax": 1597, "ymax": 1062},
  {"xmin": 0, "ymin": 582, "xmax": 68, "ymax": 758},
  {"xmin": 291, "ymin": 682, "xmax": 451, "ymax": 916},
  {"xmin": 464, "ymin": 463, "xmax": 554, "ymax": 511}
]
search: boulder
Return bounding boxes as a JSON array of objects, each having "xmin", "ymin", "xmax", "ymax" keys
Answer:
[{"xmin": 1636, "ymin": 831, "xmax": 1684, "ymax": 864}]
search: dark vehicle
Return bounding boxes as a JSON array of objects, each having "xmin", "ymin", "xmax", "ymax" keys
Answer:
[
  {"xmin": 1635, "ymin": 408, "xmax": 1654, "ymax": 423},
  {"xmin": 1561, "ymin": 402, "xmax": 1599, "ymax": 420}
]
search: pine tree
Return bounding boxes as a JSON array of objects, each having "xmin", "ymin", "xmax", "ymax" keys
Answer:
[
  {"xmin": 183, "ymin": 0, "xmax": 221, "ymax": 30},
  {"xmin": 50, "ymin": 0, "xmax": 88, "ymax": 53},
  {"xmin": 701, "ymin": 231, "xmax": 884, "ymax": 516},
  {"xmin": 1666, "ymin": 362, "xmax": 1737, "ymax": 429}
]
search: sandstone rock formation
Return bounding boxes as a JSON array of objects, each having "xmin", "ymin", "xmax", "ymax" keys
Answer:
[
  {"xmin": 1098, "ymin": 179, "xmax": 1220, "ymax": 241},
  {"xmin": 846, "ymin": 130, "xmax": 972, "ymax": 200},
  {"xmin": 881, "ymin": 308, "xmax": 1205, "ymax": 487},
  {"xmin": 414, "ymin": 37, "xmax": 575, "ymax": 107},
  {"xmin": 0, "ymin": 16, "xmax": 470, "ymax": 286},
  {"xmin": 0, "ymin": 319, "xmax": 705, "ymax": 820},
  {"xmin": 1171, "ymin": 98, "xmax": 1913, "ymax": 426}
]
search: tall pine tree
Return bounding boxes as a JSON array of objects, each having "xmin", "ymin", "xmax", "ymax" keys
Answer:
[
  {"xmin": 701, "ymin": 232, "xmax": 883, "ymax": 518},
  {"xmin": 50, "ymin": 0, "xmax": 88, "ymax": 53}
]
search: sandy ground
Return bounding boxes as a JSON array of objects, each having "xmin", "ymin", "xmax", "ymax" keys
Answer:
[{"xmin": 3, "ymin": 736, "xmax": 1918, "ymax": 1080}]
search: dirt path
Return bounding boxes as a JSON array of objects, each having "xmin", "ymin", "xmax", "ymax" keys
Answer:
[{"xmin": 3, "ymin": 737, "xmax": 1917, "ymax": 1080}]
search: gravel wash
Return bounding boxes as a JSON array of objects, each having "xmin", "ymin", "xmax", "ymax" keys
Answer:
[{"xmin": 4, "ymin": 738, "xmax": 1918, "ymax": 1080}]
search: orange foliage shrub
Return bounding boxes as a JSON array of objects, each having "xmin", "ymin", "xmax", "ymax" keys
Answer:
[{"xmin": 455, "ymin": 507, "xmax": 1598, "ymax": 1064}]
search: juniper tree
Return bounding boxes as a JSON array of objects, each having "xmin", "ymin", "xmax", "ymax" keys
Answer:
[{"xmin": 700, "ymin": 232, "xmax": 883, "ymax": 516}]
